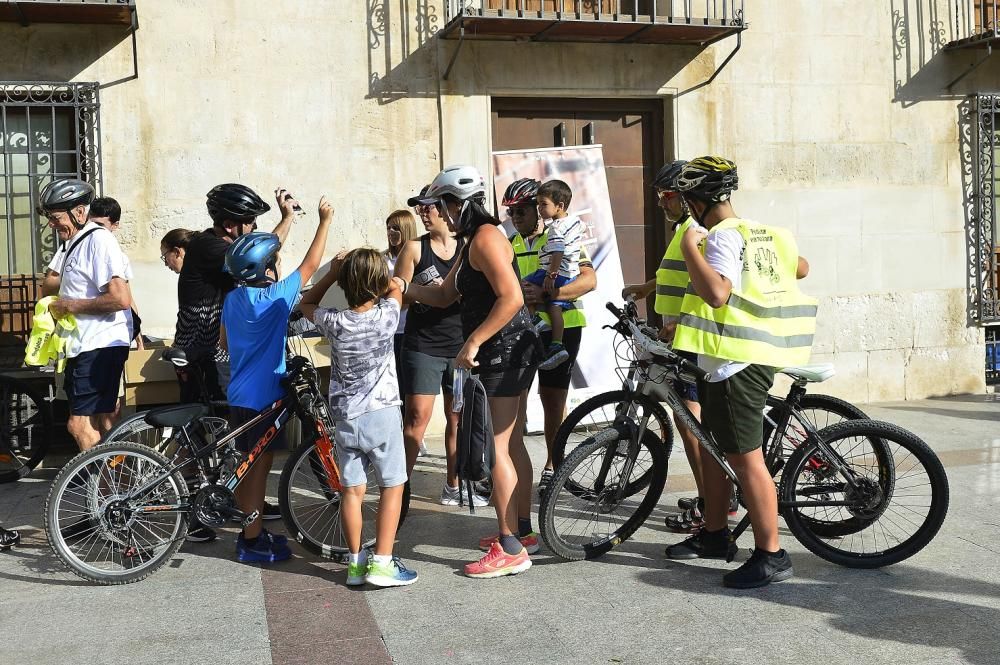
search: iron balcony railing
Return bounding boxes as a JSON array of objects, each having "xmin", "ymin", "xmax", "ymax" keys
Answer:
[
  {"xmin": 948, "ymin": 0, "xmax": 1000, "ymax": 48},
  {"xmin": 445, "ymin": 1, "xmax": 744, "ymax": 25}
]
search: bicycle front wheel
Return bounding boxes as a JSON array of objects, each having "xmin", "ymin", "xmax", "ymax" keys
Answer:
[
  {"xmin": 780, "ymin": 420, "xmax": 949, "ymax": 569},
  {"xmin": 539, "ymin": 427, "xmax": 667, "ymax": 561},
  {"xmin": 0, "ymin": 376, "xmax": 53, "ymax": 483},
  {"xmin": 44, "ymin": 441, "xmax": 189, "ymax": 585},
  {"xmin": 552, "ymin": 390, "xmax": 673, "ymax": 470},
  {"xmin": 280, "ymin": 440, "xmax": 410, "ymax": 559}
]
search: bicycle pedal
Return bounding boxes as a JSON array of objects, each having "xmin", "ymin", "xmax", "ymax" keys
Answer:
[{"xmin": 241, "ymin": 510, "xmax": 260, "ymax": 528}]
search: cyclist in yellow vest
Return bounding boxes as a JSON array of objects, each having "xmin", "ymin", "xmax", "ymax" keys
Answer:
[
  {"xmin": 504, "ymin": 178, "xmax": 597, "ymax": 493},
  {"xmin": 665, "ymin": 156, "xmax": 813, "ymax": 589},
  {"xmin": 623, "ymin": 159, "xmax": 722, "ymax": 532}
]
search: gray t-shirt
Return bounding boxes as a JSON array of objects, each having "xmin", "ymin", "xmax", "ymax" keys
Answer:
[{"xmin": 313, "ymin": 298, "xmax": 402, "ymax": 421}]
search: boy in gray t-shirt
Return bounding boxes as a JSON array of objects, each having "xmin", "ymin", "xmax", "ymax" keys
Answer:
[{"xmin": 299, "ymin": 248, "xmax": 416, "ymax": 589}]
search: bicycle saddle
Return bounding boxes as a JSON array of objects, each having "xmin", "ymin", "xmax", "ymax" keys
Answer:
[
  {"xmin": 780, "ymin": 364, "xmax": 835, "ymax": 383},
  {"xmin": 144, "ymin": 404, "xmax": 210, "ymax": 428},
  {"xmin": 162, "ymin": 347, "xmax": 189, "ymax": 367}
]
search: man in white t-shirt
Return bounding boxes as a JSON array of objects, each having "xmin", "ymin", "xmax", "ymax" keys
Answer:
[{"xmin": 38, "ymin": 179, "xmax": 132, "ymax": 451}]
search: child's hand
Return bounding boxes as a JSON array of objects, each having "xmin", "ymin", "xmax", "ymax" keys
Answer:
[
  {"xmin": 318, "ymin": 196, "xmax": 334, "ymax": 223},
  {"xmin": 543, "ymin": 273, "xmax": 556, "ymax": 294}
]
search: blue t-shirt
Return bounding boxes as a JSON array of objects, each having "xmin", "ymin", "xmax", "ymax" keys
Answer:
[{"xmin": 222, "ymin": 270, "xmax": 303, "ymax": 411}]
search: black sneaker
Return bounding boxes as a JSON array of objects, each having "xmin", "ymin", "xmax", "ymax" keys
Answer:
[
  {"xmin": 677, "ymin": 496, "xmax": 702, "ymax": 511},
  {"xmin": 538, "ymin": 343, "xmax": 569, "ymax": 370},
  {"xmin": 0, "ymin": 527, "xmax": 20, "ymax": 551},
  {"xmin": 185, "ymin": 525, "xmax": 218, "ymax": 543},
  {"xmin": 723, "ymin": 548, "xmax": 793, "ymax": 589},
  {"xmin": 664, "ymin": 528, "xmax": 735, "ymax": 560},
  {"xmin": 262, "ymin": 502, "xmax": 282, "ymax": 521},
  {"xmin": 537, "ymin": 468, "xmax": 554, "ymax": 495}
]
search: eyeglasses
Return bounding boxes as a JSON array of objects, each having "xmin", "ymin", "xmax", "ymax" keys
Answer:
[
  {"xmin": 160, "ymin": 250, "xmax": 172, "ymax": 264},
  {"xmin": 507, "ymin": 207, "xmax": 532, "ymax": 218}
]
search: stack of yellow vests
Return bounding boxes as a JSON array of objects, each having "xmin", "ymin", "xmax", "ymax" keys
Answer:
[{"xmin": 24, "ymin": 296, "xmax": 78, "ymax": 372}]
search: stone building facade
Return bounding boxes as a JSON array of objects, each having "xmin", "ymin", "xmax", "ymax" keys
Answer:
[{"xmin": 0, "ymin": 0, "xmax": 993, "ymax": 404}]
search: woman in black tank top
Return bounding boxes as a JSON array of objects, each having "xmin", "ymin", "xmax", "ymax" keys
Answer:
[
  {"xmin": 403, "ymin": 165, "xmax": 541, "ymax": 580},
  {"xmin": 394, "ymin": 198, "xmax": 471, "ymax": 503}
]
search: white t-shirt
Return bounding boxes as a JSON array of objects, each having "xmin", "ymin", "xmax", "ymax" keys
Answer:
[
  {"xmin": 57, "ymin": 222, "xmax": 132, "ymax": 358},
  {"xmin": 540, "ymin": 214, "xmax": 583, "ymax": 279},
  {"xmin": 699, "ymin": 226, "xmax": 749, "ymax": 382},
  {"xmin": 313, "ymin": 298, "xmax": 402, "ymax": 421}
]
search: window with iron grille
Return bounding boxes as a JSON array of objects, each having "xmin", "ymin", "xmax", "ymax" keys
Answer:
[
  {"xmin": 0, "ymin": 81, "xmax": 102, "ymax": 364},
  {"xmin": 967, "ymin": 93, "xmax": 1000, "ymax": 324}
]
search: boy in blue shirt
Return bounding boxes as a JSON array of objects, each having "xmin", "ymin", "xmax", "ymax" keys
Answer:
[{"xmin": 221, "ymin": 197, "xmax": 333, "ymax": 563}]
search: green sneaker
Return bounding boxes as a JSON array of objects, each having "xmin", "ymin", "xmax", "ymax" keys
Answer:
[
  {"xmin": 366, "ymin": 556, "xmax": 418, "ymax": 588},
  {"xmin": 346, "ymin": 553, "xmax": 369, "ymax": 586}
]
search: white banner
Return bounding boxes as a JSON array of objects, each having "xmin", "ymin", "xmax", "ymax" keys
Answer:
[{"xmin": 492, "ymin": 144, "xmax": 626, "ymax": 432}]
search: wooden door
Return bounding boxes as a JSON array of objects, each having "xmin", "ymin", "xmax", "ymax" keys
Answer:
[{"xmin": 491, "ymin": 97, "xmax": 665, "ymax": 317}]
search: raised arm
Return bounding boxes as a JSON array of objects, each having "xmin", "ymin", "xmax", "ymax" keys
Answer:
[
  {"xmin": 271, "ymin": 188, "xmax": 299, "ymax": 245},
  {"xmin": 393, "ymin": 238, "xmax": 419, "ymax": 304},
  {"xmin": 299, "ymin": 250, "xmax": 346, "ymax": 323},
  {"xmin": 405, "ymin": 258, "xmax": 460, "ymax": 309},
  {"xmin": 681, "ymin": 225, "xmax": 731, "ymax": 308},
  {"xmin": 295, "ymin": 197, "xmax": 333, "ymax": 285}
]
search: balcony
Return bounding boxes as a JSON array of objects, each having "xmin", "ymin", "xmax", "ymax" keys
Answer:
[
  {"xmin": 945, "ymin": 1, "xmax": 1000, "ymax": 49},
  {"xmin": 0, "ymin": 0, "xmax": 134, "ymax": 27},
  {"xmin": 440, "ymin": 1, "xmax": 746, "ymax": 46}
]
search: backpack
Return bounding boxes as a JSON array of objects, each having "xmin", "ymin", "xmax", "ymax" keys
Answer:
[{"xmin": 456, "ymin": 373, "xmax": 494, "ymax": 514}]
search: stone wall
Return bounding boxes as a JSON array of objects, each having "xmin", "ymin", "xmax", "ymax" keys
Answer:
[{"xmin": 0, "ymin": 0, "xmax": 990, "ymax": 408}]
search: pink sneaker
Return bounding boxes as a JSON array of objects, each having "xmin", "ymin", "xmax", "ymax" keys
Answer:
[
  {"xmin": 464, "ymin": 541, "xmax": 532, "ymax": 578},
  {"xmin": 478, "ymin": 531, "xmax": 540, "ymax": 555}
]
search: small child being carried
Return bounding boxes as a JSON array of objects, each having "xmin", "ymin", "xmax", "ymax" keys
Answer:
[
  {"xmin": 299, "ymin": 247, "xmax": 416, "ymax": 588},
  {"xmin": 525, "ymin": 179, "xmax": 583, "ymax": 370}
]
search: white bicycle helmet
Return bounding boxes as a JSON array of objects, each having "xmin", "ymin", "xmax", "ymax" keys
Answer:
[{"xmin": 415, "ymin": 165, "xmax": 486, "ymax": 204}]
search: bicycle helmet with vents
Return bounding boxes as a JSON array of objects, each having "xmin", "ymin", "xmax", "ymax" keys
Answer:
[
  {"xmin": 674, "ymin": 156, "xmax": 739, "ymax": 204},
  {"xmin": 206, "ymin": 183, "xmax": 271, "ymax": 224},
  {"xmin": 224, "ymin": 232, "xmax": 281, "ymax": 285}
]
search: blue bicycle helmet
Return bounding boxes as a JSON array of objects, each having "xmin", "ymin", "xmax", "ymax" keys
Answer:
[{"xmin": 224, "ymin": 232, "xmax": 281, "ymax": 285}]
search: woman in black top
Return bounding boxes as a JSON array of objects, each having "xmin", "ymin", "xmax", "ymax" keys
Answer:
[
  {"xmin": 404, "ymin": 165, "xmax": 541, "ymax": 580},
  {"xmin": 394, "ymin": 196, "xmax": 486, "ymax": 506}
]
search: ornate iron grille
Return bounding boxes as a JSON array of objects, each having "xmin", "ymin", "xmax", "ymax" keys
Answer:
[
  {"xmin": 970, "ymin": 93, "xmax": 1000, "ymax": 323},
  {"xmin": 0, "ymin": 81, "xmax": 102, "ymax": 277}
]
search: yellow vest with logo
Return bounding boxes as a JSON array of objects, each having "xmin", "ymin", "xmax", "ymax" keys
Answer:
[
  {"xmin": 24, "ymin": 296, "xmax": 78, "ymax": 372},
  {"xmin": 673, "ymin": 219, "xmax": 817, "ymax": 368},
  {"xmin": 654, "ymin": 216, "xmax": 694, "ymax": 317},
  {"xmin": 510, "ymin": 231, "xmax": 587, "ymax": 329}
]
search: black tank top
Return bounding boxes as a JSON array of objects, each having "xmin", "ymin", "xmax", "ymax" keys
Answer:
[
  {"xmin": 455, "ymin": 231, "xmax": 541, "ymax": 370},
  {"xmin": 403, "ymin": 234, "xmax": 465, "ymax": 357}
]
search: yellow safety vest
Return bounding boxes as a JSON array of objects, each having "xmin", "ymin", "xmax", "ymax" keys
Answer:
[
  {"xmin": 654, "ymin": 216, "xmax": 694, "ymax": 317},
  {"xmin": 673, "ymin": 219, "xmax": 817, "ymax": 368},
  {"xmin": 24, "ymin": 296, "xmax": 78, "ymax": 372},
  {"xmin": 510, "ymin": 231, "xmax": 587, "ymax": 329}
]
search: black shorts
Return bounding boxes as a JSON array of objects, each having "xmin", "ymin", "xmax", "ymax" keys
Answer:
[
  {"xmin": 475, "ymin": 363, "xmax": 538, "ymax": 398},
  {"xmin": 229, "ymin": 406, "xmax": 288, "ymax": 454},
  {"xmin": 64, "ymin": 346, "xmax": 129, "ymax": 416},
  {"xmin": 537, "ymin": 327, "xmax": 583, "ymax": 390}
]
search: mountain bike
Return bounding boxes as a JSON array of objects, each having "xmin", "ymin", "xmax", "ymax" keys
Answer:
[
  {"xmin": 0, "ymin": 370, "xmax": 54, "ymax": 483},
  {"xmin": 538, "ymin": 300, "xmax": 949, "ymax": 568},
  {"xmin": 44, "ymin": 348, "xmax": 409, "ymax": 584}
]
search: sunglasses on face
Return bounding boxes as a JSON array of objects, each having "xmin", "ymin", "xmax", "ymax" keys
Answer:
[{"xmin": 657, "ymin": 189, "xmax": 680, "ymax": 200}]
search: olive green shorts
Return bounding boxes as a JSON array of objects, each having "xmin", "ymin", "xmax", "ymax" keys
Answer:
[{"xmin": 697, "ymin": 364, "xmax": 776, "ymax": 455}]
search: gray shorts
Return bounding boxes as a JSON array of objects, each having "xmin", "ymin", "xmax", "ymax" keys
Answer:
[
  {"xmin": 334, "ymin": 406, "xmax": 407, "ymax": 488},
  {"xmin": 400, "ymin": 348, "xmax": 454, "ymax": 396}
]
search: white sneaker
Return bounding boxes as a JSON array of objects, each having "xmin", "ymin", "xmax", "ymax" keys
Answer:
[
  {"xmin": 418, "ymin": 440, "xmax": 429, "ymax": 457},
  {"xmin": 440, "ymin": 484, "xmax": 490, "ymax": 507}
]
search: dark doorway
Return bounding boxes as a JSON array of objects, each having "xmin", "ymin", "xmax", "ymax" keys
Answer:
[{"xmin": 491, "ymin": 97, "xmax": 666, "ymax": 317}]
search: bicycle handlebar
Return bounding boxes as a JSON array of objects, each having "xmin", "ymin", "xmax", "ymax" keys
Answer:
[{"xmin": 604, "ymin": 300, "xmax": 709, "ymax": 381}]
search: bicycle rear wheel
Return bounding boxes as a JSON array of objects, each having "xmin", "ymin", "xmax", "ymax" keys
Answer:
[
  {"xmin": 279, "ymin": 439, "xmax": 410, "ymax": 559},
  {"xmin": 780, "ymin": 420, "xmax": 949, "ymax": 569},
  {"xmin": 539, "ymin": 427, "xmax": 667, "ymax": 561},
  {"xmin": 763, "ymin": 393, "xmax": 867, "ymax": 473},
  {"xmin": 0, "ymin": 376, "xmax": 53, "ymax": 483},
  {"xmin": 551, "ymin": 390, "xmax": 672, "ymax": 471},
  {"xmin": 44, "ymin": 441, "xmax": 189, "ymax": 584}
]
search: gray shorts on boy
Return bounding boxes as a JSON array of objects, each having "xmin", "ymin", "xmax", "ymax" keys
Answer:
[{"xmin": 334, "ymin": 406, "xmax": 408, "ymax": 488}]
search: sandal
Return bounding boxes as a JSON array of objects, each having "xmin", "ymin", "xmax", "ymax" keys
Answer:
[{"xmin": 664, "ymin": 505, "xmax": 704, "ymax": 533}]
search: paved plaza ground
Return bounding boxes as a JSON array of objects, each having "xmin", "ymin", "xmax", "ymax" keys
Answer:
[{"xmin": 1, "ymin": 395, "xmax": 999, "ymax": 665}]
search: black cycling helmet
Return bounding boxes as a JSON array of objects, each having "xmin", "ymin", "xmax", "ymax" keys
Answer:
[
  {"xmin": 38, "ymin": 178, "xmax": 95, "ymax": 215},
  {"xmin": 206, "ymin": 183, "xmax": 271, "ymax": 224},
  {"xmin": 674, "ymin": 156, "xmax": 739, "ymax": 205},
  {"xmin": 651, "ymin": 159, "xmax": 687, "ymax": 191},
  {"xmin": 501, "ymin": 178, "xmax": 540, "ymax": 207}
]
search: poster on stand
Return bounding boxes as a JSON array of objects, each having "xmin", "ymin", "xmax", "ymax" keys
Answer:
[{"xmin": 492, "ymin": 144, "xmax": 627, "ymax": 433}]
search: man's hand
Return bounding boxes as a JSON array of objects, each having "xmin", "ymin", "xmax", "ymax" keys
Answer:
[
  {"xmin": 543, "ymin": 273, "xmax": 556, "ymax": 294},
  {"xmin": 622, "ymin": 283, "xmax": 648, "ymax": 300},
  {"xmin": 522, "ymin": 281, "xmax": 545, "ymax": 307},
  {"xmin": 275, "ymin": 188, "xmax": 300, "ymax": 218},
  {"xmin": 681, "ymin": 224, "xmax": 708, "ymax": 253},
  {"xmin": 48, "ymin": 298, "xmax": 74, "ymax": 318},
  {"xmin": 658, "ymin": 320, "xmax": 677, "ymax": 343},
  {"xmin": 318, "ymin": 196, "xmax": 334, "ymax": 224}
]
